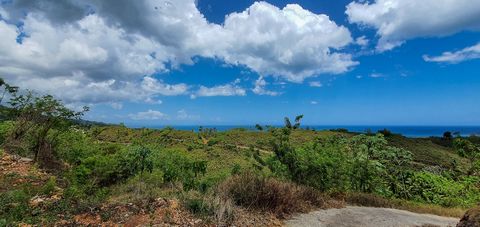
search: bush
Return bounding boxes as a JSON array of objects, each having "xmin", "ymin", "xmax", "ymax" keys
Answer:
[
  {"xmin": 56, "ymin": 129, "xmax": 97, "ymax": 165},
  {"xmin": 454, "ymin": 138, "xmax": 480, "ymax": 159},
  {"xmin": 378, "ymin": 128, "xmax": 392, "ymax": 137},
  {"xmin": 109, "ymin": 170, "xmax": 164, "ymax": 205},
  {"xmin": 0, "ymin": 189, "xmax": 31, "ymax": 224},
  {"xmin": 42, "ymin": 177, "xmax": 57, "ymax": 195},
  {"xmin": 181, "ymin": 190, "xmax": 235, "ymax": 225},
  {"xmin": 216, "ymin": 172, "xmax": 335, "ymax": 217},
  {"xmin": 230, "ymin": 164, "xmax": 241, "ymax": 175},
  {"xmin": 0, "ymin": 121, "xmax": 13, "ymax": 145},
  {"xmin": 407, "ymin": 172, "xmax": 480, "ymax": 207},
  {"xmin": 152, "ymin": 149, "xmax": 207, "ymax": 191},
  {"xmin": 346, "ymin": 193, "xmax": 393, "ymax": 208},
  {"xmin": 287, "ymin": 140, "xmax": 350, "ymax": 191}
]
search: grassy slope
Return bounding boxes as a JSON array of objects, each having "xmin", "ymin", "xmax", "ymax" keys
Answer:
[
  {"xmin": 96, "ymin": 126, "xmax": 468, "ymax": 170},
  {"xmin": 386, "ymin": 134, "xmax": 468, "ymax": 170},
  {"xmin": 1, "ymin": 126, "xmax": 473, "ymax": 224}
]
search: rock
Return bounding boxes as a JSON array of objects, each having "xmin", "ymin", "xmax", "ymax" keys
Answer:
[
  {"xmin": 29, "ymin": 196, "xmax": 46, "ymax": 207},
  {"xmin": 19, "ymin": 157, "xmax": 33, "ymax": 163},
  {"xmin": 457, "ymin": 207, "xmax": 480, "ymax": 227},
  {"xmin": 155, "ymin": 197, "xmax": 168, "ymax": 207},
  {"xmin": 10, "ymin": 154, "xmax": 20, "ymax": 161},
  {"xmin": 168, "ymin": 199, "xmax": 179, "ymax": 209}
]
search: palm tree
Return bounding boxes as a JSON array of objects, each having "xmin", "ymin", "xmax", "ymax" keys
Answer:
[{"xmin": 284, "ymin": 114, "xmax": 303, "ymax": 129}]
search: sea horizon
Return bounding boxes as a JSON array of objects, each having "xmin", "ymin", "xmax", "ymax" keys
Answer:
[{"xmin": 132, "ymin": 125, "xmax": 480, "ymax": 138}]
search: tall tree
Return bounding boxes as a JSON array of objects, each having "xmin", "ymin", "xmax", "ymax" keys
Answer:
[{"xmin": 5, "ymin": 82, "xmax": 88, "ymax": 167}]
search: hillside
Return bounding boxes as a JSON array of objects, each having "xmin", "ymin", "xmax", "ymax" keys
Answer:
[{"xmin": 1, "ymin": 117, "xmax": 478, "ymax": 225}]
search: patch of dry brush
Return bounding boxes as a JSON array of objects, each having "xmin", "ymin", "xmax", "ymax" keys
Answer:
[{"xmin": 215, "ymin": 172, "xmax": 344, "ymax": 218}]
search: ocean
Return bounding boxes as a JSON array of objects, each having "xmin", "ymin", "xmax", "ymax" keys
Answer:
[{"xmin": 150, "ymin": 125, "xmax": 480, "ymax": 138}]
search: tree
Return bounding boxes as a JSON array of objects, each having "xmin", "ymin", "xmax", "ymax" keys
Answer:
[
  {"xmin": 255, "ymin": 124, "xmax": 263, "ymax": 131},
  {"xmin": 0, "ymin": 78, "xmax": 18, "ymax": 105},
  {"xmin": 443, "ymin": 131, "xmax": 453, "ymax": 140},
  {"xmin": 284, "ymin": 115, "xmax": 303, "ymax": 130},
  {"xmin": 5, "ymin": 85, "xmax": 88, "ymax": 167},
  {"xmin": 198, "ymin": 126, "xmax": 217, "ymax": 145},
  {"xmin": 0, "ymin": 78, "xmax": 19, "ymax": 120},
  {"xmin": 378, "ymin": 128, "xmax": 392, "ymax": 137},
  {"xmin": 453, "ymin": 138, "xmax": 480, "ymax": 175},
  {"xmin": 269, "ymin": 115, "xmax": 305, "ymax": 181},
  {"xmin": 348, "ymin": 134, "xmax": 382, "ymax": 192}
]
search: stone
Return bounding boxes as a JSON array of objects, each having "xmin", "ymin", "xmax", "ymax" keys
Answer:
[
  {"xmin": 458, "ymin": 207, "xmax": 480, "ymax": 227},
  {"xmin": 19, "ymin": 157, "xmax": 33, "ymax": 163}
]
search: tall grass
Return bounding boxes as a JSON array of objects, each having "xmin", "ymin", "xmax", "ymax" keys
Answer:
[
  {"xmin": 215, "ymin": 172, "xmax": 343, "ymax": 218},
  {"xmin": 346, "ymin": 193, "xmax": 466, "ymax": 218}
]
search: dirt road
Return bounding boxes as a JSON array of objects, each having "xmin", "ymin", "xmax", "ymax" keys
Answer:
[{"xmin": 285, "ymin": 206, "xmax": 459, "ymax": 227}]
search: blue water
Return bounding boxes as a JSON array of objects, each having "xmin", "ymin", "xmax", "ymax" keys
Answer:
[{"xmin": 150, "ymin": 125, "xmax": 480, "ymax": 138}]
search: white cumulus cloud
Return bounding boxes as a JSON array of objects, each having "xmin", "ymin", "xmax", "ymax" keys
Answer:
[
  {"xmin": 128, "ymin": 109, "xmax": 168, "ymax": 120},
  {"xmin": 0, "ymin": 0, "xmax": 357, "ymax": 105},
  {"xmin": 346, "ymin": 0, "xmax": 480, "ymax": 51},
  {"xmin": 193, "ymin": 80, "xmax": 246, "ymax": 98},
  {"xmin": 220, "ymin": 2, "xmax": 357, "ymax": 82},
  {"xmin": 309, "ymin": 81, "xmax": 323, "ymax": 87},
  {"xmin": 252, "ymin": 77, "xmax": 280, "ymax": 96},
  {"xmin": 177, "ymin": 109, "xmax": 199, "ymax": 120},
  {"xmin": 423, "ymin": 43, "xmax": 480, "ymax": 63}
]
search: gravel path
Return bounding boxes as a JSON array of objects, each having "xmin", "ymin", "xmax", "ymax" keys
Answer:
[{"xmin": 285, "ymin": 206, "xmax": 459, "ymax": 227}]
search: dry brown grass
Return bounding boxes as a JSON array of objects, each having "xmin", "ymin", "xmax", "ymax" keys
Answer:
[
  {"xmin": 346, "ymin": 192, "xmax": 467, "ymax": 218},
  {"xmin": 215, "ymin": 172, "xmax": 344, "ymax": 218},
  {"xmin": 346, "ymin": 192, "xmax": 394, "ymax": 208}
]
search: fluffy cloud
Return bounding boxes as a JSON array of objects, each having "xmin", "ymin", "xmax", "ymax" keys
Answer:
[
  {"xmin": 346, "ymin": 0, "xmax": 480, "ymax": 51},
  {"xmin": 177, "ymin": 109, "xmax": 199, "ymax": 120},
  {"xmin": 423, "ymin": 43, "xmax": 480, "ymax": 63},
  {"xmin": 128, "ymin": 110, "xmax": 167, "ymax": 120},
  {"xmin": 193, "ymin": 80, "xmax": 246, "ymax": 98},
  {"xmin": 220, "ymin": 2, "xmax": 357, "ymax": 82},
  {"xmin": 0, "ymin": 14, "xmax": 186, "ymax": 104},
  {"xmin": 369, "ymin": 73, "xmax": 384, "ymax": 78},
  {"xmin": 1, "ymin": 0, "xmax": 86, "ymax": 24},
  {"xmin": 0, "ymin": 0, "xmax": 357, "ymax": 105},
  {"xmin": 355, "ymin": 36, "xmax": 369, "ymax": 47},
  {"xmin": 109, "ymin": 102, "xmax": 123, "ymax": 110},
  {"xmin": 141, "ymin": 77, "xmax": 189, "ymax": 96},
  {"xmin": 252, "ymin": 77, "xmax": 280, "ymax": 96},
  {"xmin": 309, "ymin": 81, "xmax": 323, "ymax": 87}
]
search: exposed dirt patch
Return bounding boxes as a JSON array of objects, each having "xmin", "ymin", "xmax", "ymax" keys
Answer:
[
  {"xmin": 0, "ymin": 152, "xmax": 49, "ymax": 192},
  {"xmin": 65, "ymin": 199, "xmax": 283, "ymax": 226},
  {"xmin": 0, "ymin": 153, "xmax": 36, "ymax": 176}
]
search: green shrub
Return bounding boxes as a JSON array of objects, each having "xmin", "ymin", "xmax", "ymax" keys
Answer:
[
  {"xmin": 407, "ymin": 172, "xmax": 480, "ymax": 207},
  {"xmin": 0, "ymin": 121, "xmax": 13, "ymax": 145},
  {"xmin": 0, "ymin": 189, "xmax": 31, "ymax": 223},
  {"xmin": 183, "ymin": 192, "xmax": 212, "ymax": 215},
  {"xmin": 180, "ymin": 190, "xmax": 235, "ymax": 225},
  {"xmin": 42, "ymin": 177, "xmax": 57, "ymax": 195},
  {"xmin": 152, "ymin": 149, "xmax": 207, "ymax": 191},
  {"xmin": 0, "ymin": 219, "xmax": 7, "ymax": 227},
  {"xmin": 454, "ymin": 138, "xmax": 480, "ymax": 159},
  {"xmin": 56, "ymin": 129, "xmax": 97, "ymax": 165},
  {"xmin": 109, "ymin": 170, "xmax": 164, "ymax": 204},
  {"xmin": 230, "ymin": 164, "xmax": 241, "ymax": 175}
]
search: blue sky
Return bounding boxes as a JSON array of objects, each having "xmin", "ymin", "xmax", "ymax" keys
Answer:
[{"xmin": 1, "ymin": 0, "xmax": 480, "ymax": 126}]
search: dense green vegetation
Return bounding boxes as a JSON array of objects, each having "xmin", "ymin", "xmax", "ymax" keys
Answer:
[{"xmin": 0, "ymin": 79, "xmax": 479, "ymax": 225}]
